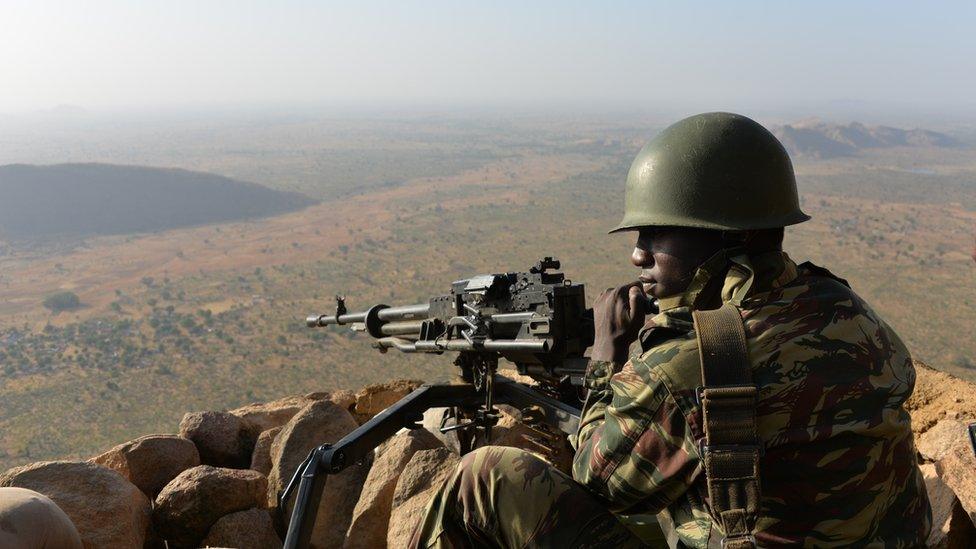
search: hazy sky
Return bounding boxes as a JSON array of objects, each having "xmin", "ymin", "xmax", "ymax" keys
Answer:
[{"xmin": 2, "ymin": 0, "xmax": 974, "ymax": 116}]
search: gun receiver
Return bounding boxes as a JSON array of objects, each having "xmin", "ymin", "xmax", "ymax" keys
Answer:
[{"xmin": 306, "ymin": 257, "xmax": 593, "ymax": 388}]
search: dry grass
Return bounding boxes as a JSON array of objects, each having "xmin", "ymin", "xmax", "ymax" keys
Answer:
[{"xmin": 0, "ymin": 126, "xmax": 973, "ymax": 471}]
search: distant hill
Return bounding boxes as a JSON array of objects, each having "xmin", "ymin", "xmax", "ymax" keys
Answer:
[
  {"xmin": 0, "ymin": 164, "xmax": 316, "ymax": 239},
  {"xmin": 773, "ymin": 121, "xmax": 959, "ymax": 159}
]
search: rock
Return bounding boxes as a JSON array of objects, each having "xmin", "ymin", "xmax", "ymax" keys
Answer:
[
  {"xmin": 269, "ymin": 399, "xmax": 369, "ymax": 549},
  {"xmin": 917, "ymin": 420, "xmax": 969, "ymax": 463},
  {"xmin": 345, "ymin": 429, "xmax": 444, "ymax": 549},
  {"xmin": 201, "ymin": 508, "xmax": 282, "ymax": 549},
  {"xmin": 0, "ymin": 487, "xmax": 83, "ymax": 549},
  {"xmin": 420, "ymin": 405, "xmax": 573, "ymax": 472},
  {"xmin": 0, "ymin": 461, "xmax": 151, "ymax": 549},
  {"xmin": 923, "ymin": 461, "xmax": 976, "ymax": 548},
  {"xmin": 251, "ymin": 427, "xmax": 282, "ymax": 476},
  {"xmin": 945, "ymin": 500, "xmax": 976, "ymax": 548},
  {"xmin": 490, "ymin": 405, "xmax": 574, "ymax": 474},
  {"xmin": 907, "ymin": 361, "xmax": 976, "ymax": 436},
  {"xmin": 923, "ymin": 463, "xmax": 955, "ymax": 547},
  {"xmin": 937, "ymin": 435, "xmax": 976, "ymax": 524},
  {"xmin": 354, "ymin": 379, "xmax": 423, "ymax": 421},
  {"xmin": 232, "ymin": 391, "xmax": 360, "ymax": 437},
  {"xmin": 387, "ymin": 447, "xmax": 459, "ymax": 548},
  {"xmin": 90, "ymin": 434, "xmax": 200, "ymax": 499},
  {"xmin": 179, "ymin": 410, "xmax": 252, "ymax": 468},
  {"xmin": 153, "ymin": 465, "xmax": 267, "ymax": 548},
  {"xmin": 232, "ymin": 395, "xmax": 317, "ymax": 438},
  {"xmin": 497, "ymin": 367, "xmax": 538, "ymax": 386},
  {"xmin": 490, "ymin": 405, "xmax": 536, "ymax": 446},
  {"xmin": 324, "ymin": 389, "xmax": 357, "ymax": 412},
  {"xmin": 421, "ymin": 407, "xmax": 463, "ymax": 455}
]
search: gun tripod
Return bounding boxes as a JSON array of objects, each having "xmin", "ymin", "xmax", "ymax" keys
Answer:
[{"xmin": 279, "ymin": 378, "xmax": 581, "ymax": 549}]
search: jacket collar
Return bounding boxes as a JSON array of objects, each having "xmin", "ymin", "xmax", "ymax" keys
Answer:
[{"xmin": 638, "ymin": 250, "xmax": 798, "ymax": 351}]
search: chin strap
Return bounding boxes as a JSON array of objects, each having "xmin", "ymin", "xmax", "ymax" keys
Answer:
[{"xmin": 693, "ymin": 302, "xmax": 762, "ymax": 549}]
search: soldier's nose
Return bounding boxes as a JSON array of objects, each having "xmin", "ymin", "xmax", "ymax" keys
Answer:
[{"xmin": 631, "ymin": 247, "xmax": 652, "ymax": 267}]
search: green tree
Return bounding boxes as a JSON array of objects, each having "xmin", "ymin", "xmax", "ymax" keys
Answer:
[{"xmin": 42, "ymin": 291, "xmax": 81, "ymax": 313}]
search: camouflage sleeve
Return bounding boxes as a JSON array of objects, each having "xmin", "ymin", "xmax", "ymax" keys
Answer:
[{"xmin": 572, "ymin": 349, "xmax": 702, "ymax": 513}]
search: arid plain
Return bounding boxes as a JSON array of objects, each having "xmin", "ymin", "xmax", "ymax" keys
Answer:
[{"xmin": 0, "ymin": 114, "xmax": 974, "ymax": 470}]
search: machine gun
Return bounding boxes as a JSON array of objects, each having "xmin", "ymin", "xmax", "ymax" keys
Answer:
[
  {"xmin": 281, "ymin": 257, "xmax": 642, "ymax": 549},
  {"xmin": 308, "ymin": 255, "xmax": 592, "ymax": 394}
]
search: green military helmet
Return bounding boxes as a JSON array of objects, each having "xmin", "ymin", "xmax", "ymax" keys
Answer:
[{"xmin": 611, "ymin": 112, "xmax": 810, "ymax": 233}]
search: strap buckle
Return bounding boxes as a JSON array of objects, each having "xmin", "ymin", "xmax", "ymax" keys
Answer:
[
  {"xmin": 698, "ymin": 441, "xmax": 765, "ymax": 458},
  {"xmin": 695, "ymin": 384, "xmax": 757, "ymax": 406},
  {"xmin": 721, "ymin": 534, "xmax": 757, "ymax": 549}
]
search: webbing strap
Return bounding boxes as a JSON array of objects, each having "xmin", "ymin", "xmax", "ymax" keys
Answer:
[{"xmin": 693, "ymin": 302, "xmax": 761, "ymax": 549}]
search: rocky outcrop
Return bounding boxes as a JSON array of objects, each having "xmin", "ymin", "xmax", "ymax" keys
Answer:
[
  {"xmin": 922, "ymin": 463, "xmax": 976, "ymax": 547},
  {"xmin": 938, "ymin": 435, "xmax": 976, "ymax": 522},
  {"xmin": 0, "ymin": 461, "xmax": 151, "ymax": 549},
  {"xmin": 268, "ymin": 399, "xmax": 368, "ymax": 549},
  {"xmin": 90, "ymin": 434, "xmax": 200, "ymax": 499},
  {"xmin": 4, "ymin": 364, "xmax": 976, "ymax": 548},
  {"xmin": 228, "ymin": 387, "xmax": 386, "ymax": 480},
  {"xmin": 907, "ymin": 362, "xmax": 976, "ymax": 434},
  {"xmin": 179, "ymin": 410, "xmax": 252, "ymax": 468},
  {"xmin": 917, "ymin": 420, "xmax": 968, "ymax": 463},
  {"xmin": 326, "ymin": 389, "xmax": 358, "ymax": 411},
  {"xmin": 345, "ymin": 429, "xmax": 444, "ymax": 549},
  {"xmin": 251, "ymin": 426, "xmax": 282, "ymax": 476},
  {"xmin": 202, "ymin": 508, "xmax": 282, "ymax": 549},
  {"xmin": 0, "ymin": 487, "xmax": 83, "ymax": 549},
  {"xmin": 387, "ymin": 447, "xmax": 459, "ymax": 547},
  {"xmin": 232, "ymin": 395, "xmax": 316, "ymax": 435},
  {"xmin": 910, "ymin": 362, "xmax": 976, "ymax": 546},
  {"xmin": 153, "ymin": 465, "xmax": 267, "ymax": 548},
  {"xmin": 353, "ymin": 379, "xmax": 423, "ymax": 422},
  {"xmin": 421, "ymin": 408, "xmax": 463, "ymax": 454},
  {"xmin": 491, "ymin": 404, "xmax": 574, "ymax": 474}
]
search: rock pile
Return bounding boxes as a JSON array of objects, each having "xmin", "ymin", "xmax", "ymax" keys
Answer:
[
  {"xmin": 0, "ymin": 461, "xmax": 151, "ymax": 548},
  {"xmin": 2, "ymin": 363, "xmax": 976, "ymax": 548},
  {"xmin": 907, "ymin": 362, "xmax": 976, "ymax": 547},
  {"xmin": 0, "ymin": 379, "xmax": 423, "ymax": 549}
]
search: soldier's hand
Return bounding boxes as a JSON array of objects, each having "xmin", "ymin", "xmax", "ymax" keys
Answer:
[{"xmin": 590, "ymin": 282, "xmax": 646, "ymax": 365}]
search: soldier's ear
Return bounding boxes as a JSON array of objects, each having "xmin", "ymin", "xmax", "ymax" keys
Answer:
[
  {"xmin": 720, "ymin": 230, "xmax": 750, "ymax": 246},
  {"xmin": 727, "ymin": 228, "xmax": 784, "ymax": 253}
]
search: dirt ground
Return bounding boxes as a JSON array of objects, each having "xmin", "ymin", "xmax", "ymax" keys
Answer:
[
  {"xmin": 0, "ymin": 153, "xmax": 600, "ymax": 329},
  {"xmin": 907, "ymin": 361, "xmax": 976, "ymax": 436}
]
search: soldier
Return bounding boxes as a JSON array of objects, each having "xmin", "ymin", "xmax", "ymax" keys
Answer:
[{"xmin": 410, "ymin": 112, "xmax": 931, "ymax": 547}]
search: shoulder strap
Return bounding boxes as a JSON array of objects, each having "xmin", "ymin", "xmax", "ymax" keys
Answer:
[
  {"xmin": 797, "ymin": 261, "xmax": 851, "ymax": 288},
  {"xmin": 692, "ymin": 302, "xmax": 762, "ymax": 549}
]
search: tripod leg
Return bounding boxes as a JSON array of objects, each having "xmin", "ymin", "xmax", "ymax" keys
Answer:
[
  {"xmin": 282, "ymin": 444, "xmax": 331, "ymax": 549},
  {"xmin": 279, "ymin": 381, "xmax": 582, "ymax": 548},
  {"xmin": 281, "ymin": 384, "xmax": 483, "ymax": 548}
]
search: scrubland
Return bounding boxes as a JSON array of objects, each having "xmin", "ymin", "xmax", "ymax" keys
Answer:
[{"xmin": 0, "ymin": 117, "xmax": 973, "ymax": 470}]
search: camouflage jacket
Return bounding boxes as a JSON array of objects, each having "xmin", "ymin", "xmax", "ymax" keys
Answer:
[{"xmin": 572, "ymin": 250, "xmax": 931, "ymax": 547}]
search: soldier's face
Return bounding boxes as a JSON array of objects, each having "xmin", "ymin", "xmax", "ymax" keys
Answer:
[{"xmin": 631, "ymin": 227, "xmax": 724, "ymax": 298}]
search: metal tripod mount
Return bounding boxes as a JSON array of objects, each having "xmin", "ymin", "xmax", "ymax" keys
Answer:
[{"xmin": 279, "ymin": 377, "xmax": 581, "ymax": 549}]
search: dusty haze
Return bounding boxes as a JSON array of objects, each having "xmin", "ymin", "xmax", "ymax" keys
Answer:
[
  {"xmin": 2, "ymin": 1, "xmax": 975, "ymax": 120},
  {"xmin": 0, "ymin": 0, "xmax": 974, "ymax": 485}
]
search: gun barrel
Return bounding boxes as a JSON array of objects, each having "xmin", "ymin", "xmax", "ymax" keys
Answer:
[
  {"xmin": 379, "ymin": 320, "xmax": 425, "ymax": 336},
  {"xmin": 306, "ymin": 303, "xmax": 430, "ymax": 328},
  {"xmin": 489, "ymin": 312, "xmax": 535, "ymax": 324},
  {"xmin": 379, "ymin": 303, "xmax": 430, "ymax": 320},
  {"xmin": 306, "ymin": 312, "xmax": 366, "ymax": 327},
  {"xmin": 375, "ymin": 337, "xmax": 550, "ymax": 353}
]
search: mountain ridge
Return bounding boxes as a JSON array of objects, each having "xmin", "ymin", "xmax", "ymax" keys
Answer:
[{"xmin": 773, "ymin": 120, "xmax": 959, "ymax": 158}]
